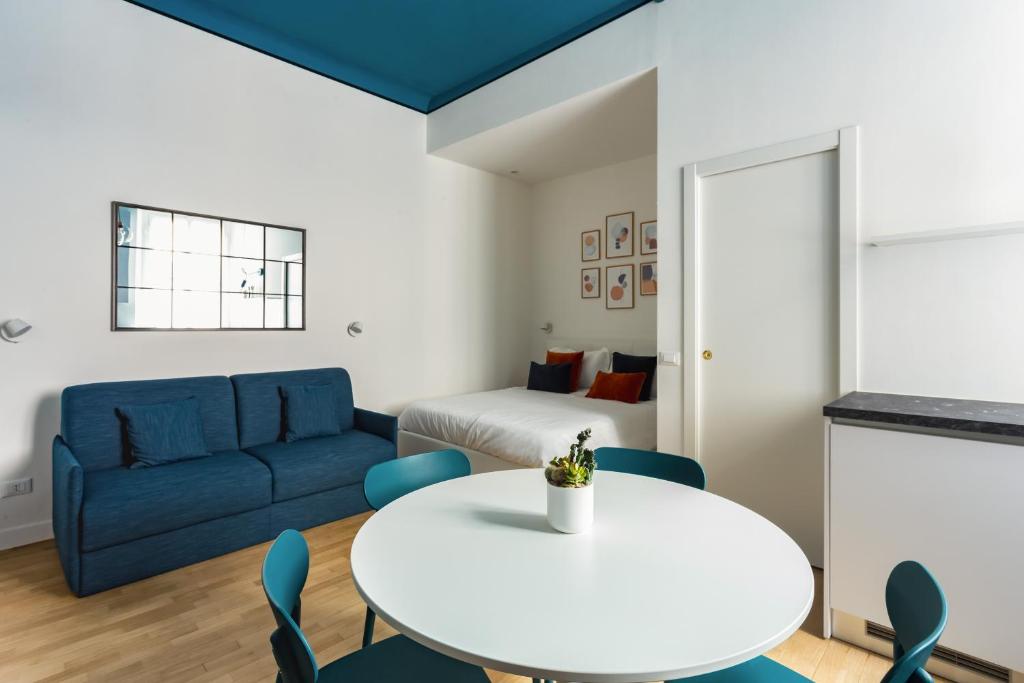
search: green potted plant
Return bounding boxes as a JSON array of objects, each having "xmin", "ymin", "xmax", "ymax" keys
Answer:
[{"xmin": 545, "ymin": 428, "xmax": 596, "ymax": 533}]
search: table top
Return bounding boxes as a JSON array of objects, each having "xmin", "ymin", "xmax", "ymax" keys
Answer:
[{"xmin": 350, "ymin": 469, "xmax": 813, "ymax": 683}]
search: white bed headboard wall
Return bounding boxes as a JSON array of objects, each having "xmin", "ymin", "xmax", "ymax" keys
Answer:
[
  {"xmin": 528, "ymin": 154, "xmax": 657, "ymax": 377},
  {"xmin": 539, "ymin": 335, "xmax": 656, "ymax": 358}
]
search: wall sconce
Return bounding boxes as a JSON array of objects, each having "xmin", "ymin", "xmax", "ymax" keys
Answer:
[
  {"xmin": 1, "ymin": 319, "xmax": 32, "ymax": 343},
  {"xmin": 539, "ymin": 322, "xmax": 553, "ymax": 334},
  {"xmin": 347, "ymin": 321, "xmax": 364, "ymax": 337}
]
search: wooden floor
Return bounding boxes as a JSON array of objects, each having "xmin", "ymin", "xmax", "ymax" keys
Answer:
[{"xmin": 0, "ymin": 513, "xmax": 898, "ymax": 682}]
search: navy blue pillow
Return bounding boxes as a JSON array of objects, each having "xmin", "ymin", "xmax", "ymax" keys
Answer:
[
  {"xmin": 527, "ymin": 362, "xmax": 574, "ymax": 394},
  {"xmin": 280, "ymin": 384, "xmax": 340, "ymax": 442},
  {"xmin": 117, "ymin": 397, "xmax": 211, "ymax": 468},
  {"xmin": 611, "ymin": 352, "xmax": 657, "ymax": 401}
]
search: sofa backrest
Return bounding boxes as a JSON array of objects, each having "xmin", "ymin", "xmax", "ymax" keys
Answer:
[
  {"xmin": 61, "ymin": 376, "xmax": 239, "ymax": 471},
  {"xmin": 231, "ymin": 368, "xmax": 354, "ymax": 449}
]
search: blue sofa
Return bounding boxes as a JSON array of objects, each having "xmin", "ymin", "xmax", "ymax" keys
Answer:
[{"xmin": 52, "ymin": 368, "xmax": 396, "ymax": 596}]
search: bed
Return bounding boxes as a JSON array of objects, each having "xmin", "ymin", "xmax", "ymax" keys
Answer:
[
  {"xmin": 399, "ymin": 387, "xmax": 657, "ymax": 471},
  {"xmin": 398, "ymin": 338, "xmax": 658, "ymax": 472}
]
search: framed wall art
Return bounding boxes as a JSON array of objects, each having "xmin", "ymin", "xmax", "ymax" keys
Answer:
[
  {"xmin": 640, "ymin": 261, "xmax": 657, "ymax": 296},
  {"xmin": 640, "ymin": 220, "xmax": 657, "ymax": 255},
  {"xmin": 605, "ymin": 263, "xmax": 634, "ymax": 309},
  {"xmin": 605, "ymin": 211, "xmax": 634, "ymax": 258},
  {"xmin": 581, "ymin": 267, "xmax": 600, "ymax": 298},
  {"xmin": 581, "ymin": 229, "xmax": 600, "ymax": 262}
]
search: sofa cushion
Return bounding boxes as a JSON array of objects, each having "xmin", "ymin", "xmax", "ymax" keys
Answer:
[
  {"xmin": 117, "ymin": 397, "xmax": 211, "ymax": 468},
  {"xmin": 231, "ymin": 369, "xmax": 355, "ymax": 449},
  {"xmin": 245, "ymin": 430, "xmax": 394, "ymax": 502},
  {"xmin": 81, "ymin": 450, "xmax": 271, "ymax": 552},
  {"xmin": 62, "ymin": 376, "xmax": 238, "ymax": 472},
  {"xmin": 280, "ymin": 384, "xmax": 341, "ymax": 442}
]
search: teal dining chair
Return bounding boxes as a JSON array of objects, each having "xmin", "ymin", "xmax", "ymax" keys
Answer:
[
  {"xmin": 363, "ymin": 448, "xmax": 471, "ymax": 510},
  {"xmin": 361, "ymin": 449, "xmax": 471, "ymax": 648},
  {"xmin": 594, "ymin": 447, "xmax": 706, "ymax": 490},
  {"xmin": 881, "ymin": 561, "xmax": 948, "ymax": 683},
  {"xmin": 672, "ymin": 560, "xmax": 947, "ymax": 683},
  {"xmin": 262, "ymin": 529, "xmax": 489, "ymax": 683}
]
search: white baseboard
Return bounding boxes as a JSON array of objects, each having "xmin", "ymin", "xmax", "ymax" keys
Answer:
[{"xmin": 0, "ymin": 520, "xmax": 53, "ymax": 550}]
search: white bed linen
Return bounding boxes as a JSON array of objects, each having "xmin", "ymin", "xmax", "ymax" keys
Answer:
[{"xmin": 398, "ymin": 387, "xmax": 657, "ymax": 468}]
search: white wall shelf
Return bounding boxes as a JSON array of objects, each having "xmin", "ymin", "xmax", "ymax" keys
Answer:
[{"xmin": 867, "ymin": 221, "xmax": 1024, "ymax": 247}]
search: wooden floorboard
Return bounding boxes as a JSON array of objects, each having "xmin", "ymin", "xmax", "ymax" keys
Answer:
[{"xmin": 0, "ymin": 513, "xmax": 900, "ymax": 682}]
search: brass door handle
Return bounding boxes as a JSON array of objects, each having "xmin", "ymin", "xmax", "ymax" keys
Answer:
[{"xmin": 702, "ymin": 349, "xmax": 713, "ymax": 360}]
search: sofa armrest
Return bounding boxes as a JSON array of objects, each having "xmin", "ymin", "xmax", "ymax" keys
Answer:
[
  {"xmin": 353, "ymin": 408, "xmax": 398, "ymax": 445},
  {"xmin": 52, "ymin": 436, "xmax": 84, "ymax": 595}
]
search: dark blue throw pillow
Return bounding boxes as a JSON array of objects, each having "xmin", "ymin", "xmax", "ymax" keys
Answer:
[
  {"xmin": 280, "ymin": 384, "xmax": 340, "ymax": 442},
  {"xmin": 527, "ymin": 361, "xmax": 574, "ymax": 394},
  {"xmin": 117, "ymin": 397, "xmax": 211, "ymax": 468},
  {"xmin": 611, "ymin": 352, "xmax": 657, "ymax": 401}
]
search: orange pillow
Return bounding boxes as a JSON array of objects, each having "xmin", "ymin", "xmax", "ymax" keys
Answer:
[
  {"xmin": 546, "ymin": 350, "xmax": 584, "ymax": 391},
  {"xmin": 585, "ymin": 371, "xmax": 646, "ymax": 404}
]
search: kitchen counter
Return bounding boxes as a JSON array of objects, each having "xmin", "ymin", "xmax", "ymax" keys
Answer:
[{"xmin": 823, "ymin": 391, "xmax": 1024, "ymax": 438}]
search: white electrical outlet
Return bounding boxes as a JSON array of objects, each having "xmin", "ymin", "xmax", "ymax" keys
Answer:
[{"xmin": 1, "ymin": 478, "xmax": 32, "ymax": 498}]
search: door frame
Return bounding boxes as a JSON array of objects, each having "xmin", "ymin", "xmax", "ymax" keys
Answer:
[{"xmin": 681, "ymin": 127, "xmax": 860, "ymax": 461}]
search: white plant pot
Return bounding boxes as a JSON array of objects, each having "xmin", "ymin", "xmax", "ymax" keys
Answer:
[{"xmin": 547, "ymin": 482, "xmax": 594, "ymax": 534}]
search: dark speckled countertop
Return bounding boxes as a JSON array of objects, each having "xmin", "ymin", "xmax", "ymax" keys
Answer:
[{"xmin": 823, "ymin": 391, "xmax": 1024, "ymax": 437}]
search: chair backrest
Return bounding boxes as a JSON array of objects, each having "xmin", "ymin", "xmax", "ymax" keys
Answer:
[
  {"xmin": 363, "ymin": 449, "xmax": 471, "ymax": 510},
  {"xmin": 262, "ymin": 530, "xmax": 318, "ymax": 683},
  {"xmin": 881, "ymin": 561, "xmax": 948, "ymax": 683},
  {"xmin": 594, "ymin": 447, "xmax": 706, "ymax": 490}
]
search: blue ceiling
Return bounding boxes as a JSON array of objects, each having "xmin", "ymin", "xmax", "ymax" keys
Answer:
[{"xmin": 126, "ymin": 0, "xmax": 652, "ymax": 113}]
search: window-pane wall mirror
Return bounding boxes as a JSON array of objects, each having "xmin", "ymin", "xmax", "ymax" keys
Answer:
[{"xmin": 112, "ymin": 202, "xmax": 305, "ymax": 330}]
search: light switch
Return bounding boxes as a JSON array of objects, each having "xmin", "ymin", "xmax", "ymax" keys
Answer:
[{"xmin": 658, "ymin": 351, "xmax": 681, "ymax": 366}]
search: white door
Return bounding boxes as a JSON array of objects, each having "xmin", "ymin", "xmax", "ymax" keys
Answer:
[{"xmin": 699, "ymin": 150, "xmax": 838, "ymax": 565}]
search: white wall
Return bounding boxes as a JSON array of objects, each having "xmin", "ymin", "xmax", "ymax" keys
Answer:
[
  {"xmin": 654, "ymin": 0, "xmax": 1024, "ymax": 426},
  {"xmin": 0, "ymin": 0, "xmax": 532, "ymax": 547},
  {"xmin": 530, "ymin": 155, "xmax": 657, "ymax": 359},
  {"xmin": 427, "ymin": 5, "xmax": 658, "ymax": 153},
  {"xmin": 434, "ymin": 0, "xmax": 1024, "ymax": 445}
]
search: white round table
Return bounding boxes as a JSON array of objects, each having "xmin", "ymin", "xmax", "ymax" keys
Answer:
[{"xmin": 350, "ymin": 469, "xmax": 813, "ymax": 683}]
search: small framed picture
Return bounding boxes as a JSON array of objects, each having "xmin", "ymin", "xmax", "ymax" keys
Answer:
[
  {"xmin": 581, "ymin": 229, "xmax": 600, "ymax": 262},
  {"xmin": 581, "ymin": 267, "xmax": 600, "ymax": 299},
  {"xmin": 640, "ymin": 220, "xmax": 657, "ymax": 255},
  {"xmin": 605, "ymin": 264, "xmax": 634, "ymax": 309},
  {"xmin": 640, "ymin": 261, "xmax": 657, "ymax": 296},
  {"xmin": 605, "ymin": 211, "xmax": 634, "ymax": 258}
]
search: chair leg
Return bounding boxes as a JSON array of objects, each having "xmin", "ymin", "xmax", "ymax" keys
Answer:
[{"xmin": 362, "ymin": 607, "xmax": 376, "ymax": 648}]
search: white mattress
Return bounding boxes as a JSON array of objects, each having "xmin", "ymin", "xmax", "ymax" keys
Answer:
[{"xmin": 398, "ymin": 387, "xmax": 657, "ymax": 468}]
